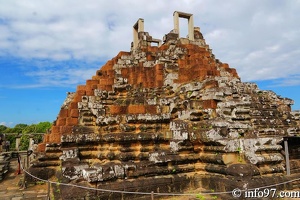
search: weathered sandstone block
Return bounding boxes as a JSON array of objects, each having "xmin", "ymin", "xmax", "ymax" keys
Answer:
[{"xmin": 30, "ymin": 11, "xmax": 300, "ymax": 200}]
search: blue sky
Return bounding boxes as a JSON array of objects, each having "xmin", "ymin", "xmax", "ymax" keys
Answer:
[{"xmin": 0, "ymin": 0, "xmax": 300, "ymax": 127}]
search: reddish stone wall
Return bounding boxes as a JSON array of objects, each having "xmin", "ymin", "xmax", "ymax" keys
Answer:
[
  {"xmin": 124, "ymin": 64, "xmax": 164, "ymax": 88},
  {"xmin": 39, "ymin": 40, "xmax": 239, "ymax": 150},
  {"xmin": 176, "ymin": 44, "xmax": 238, "ymax": 83}
]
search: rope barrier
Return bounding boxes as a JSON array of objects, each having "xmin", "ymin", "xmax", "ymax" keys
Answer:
[{"xmin": 19, "ymin": 154, "xmax": 300, "ymax": 197}]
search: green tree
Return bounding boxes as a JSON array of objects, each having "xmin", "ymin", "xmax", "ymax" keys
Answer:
[
  {"xmin": 23, "ymin": 124, "xmax": 37, "ymax": 133},
  {"xmin": 0, "ymin": 122, "xmax": 52, "ymax": 150},
  {"xmin": 33, "ymin": 134, "xmax": 43, "ymax": 144},
  {"xmin": 19, "ymin": 134, "xmax": 30, "ymax": 151},
  {"xmin": 12, "ymin": 123, "xmax": 28, "ymax": 133},
  {"xmin": 5, "ymin": 133, "xmax": 17, "ymax": 151},
  {"xmin": 22, "ymin": 122, "xmax": 52, "ymax": 133},
  {"xmin": 36, "ymin": 122, "xmax": 52, "ymax": 133},
  {"xmin": 3, "ymin": 127, "xmax": 13, "ymax": 133},
  {"xmin": 0, "ymin": 125, "xmax": 8, "ymax": 132}
]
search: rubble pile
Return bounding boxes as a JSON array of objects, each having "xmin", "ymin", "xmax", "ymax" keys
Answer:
[{"xmin": 0, "ymin": 154, "xmax": 10, "ymax": 181}]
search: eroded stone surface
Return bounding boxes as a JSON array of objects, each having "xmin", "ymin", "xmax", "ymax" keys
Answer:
[{"xmin": 30, "ymin": 11, "xmax": 300, "ymax": 199}]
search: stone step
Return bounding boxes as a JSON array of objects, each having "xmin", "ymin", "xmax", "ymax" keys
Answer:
[
  {"xmin": 292, "ymin": 183, "xmax": 300, "ymax": 190},
  {"xmin": 0, "ymin": 194, "xmax": 48, "ymax": 200}
]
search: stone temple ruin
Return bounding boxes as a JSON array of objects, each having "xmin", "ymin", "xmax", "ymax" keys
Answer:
[{"xmin": 30, "ymin": 11, "xmax": 300, "ymax": 199}]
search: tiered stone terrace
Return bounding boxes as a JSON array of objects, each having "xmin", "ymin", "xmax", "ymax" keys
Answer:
[{"xmin": 31, "ymin": 11, "xmax": 300, "ymax": 199}]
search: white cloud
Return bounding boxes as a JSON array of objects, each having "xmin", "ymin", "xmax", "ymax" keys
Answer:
[
  {"xmin": 0, "ymin": 121, "xmax": 13, "ymax": 127},
  {"xmin": 0, "ymin": 0, "xmax": 299, "ymax": 87},
  {"xmin": 15, "ymin": 61, "xmax": 100, "ymax": 88},
  {"xmin": 271, "ymin": 75, "xmax": 300, "ymax": 87}
]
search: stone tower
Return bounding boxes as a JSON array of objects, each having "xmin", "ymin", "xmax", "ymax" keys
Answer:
[{"xmin": 31, "ymin": 11, "xmax": 300, "ymax": 199}]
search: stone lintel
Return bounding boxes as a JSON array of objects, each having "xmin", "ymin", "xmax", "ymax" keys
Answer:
[
  {"xmin": 173, "ymin": 11, "xmax": 193, "ymax": 19},
  {"xmin": 173, "ymin": 11, "xmax": 194, "ymax": 41}
]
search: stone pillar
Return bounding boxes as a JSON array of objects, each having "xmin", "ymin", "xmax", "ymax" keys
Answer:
[
  {"xmin": 29, "ymin": 137, "xmax": 34, "ymax": 150},
  {"xmin": 173, "ymin": 11, "xmax": 194, "ymax": 40},
  {"xmin": 15, "ymin": 137, "xmax": 21, "ymax": 151},
  {"xmin": 188, "ymin": 15, "xmax": 194, "ymax": 40},
  {"xmin": 173, "ymin": 11, "xmax": 180, "ymax": 34},
  {"xmin": 133, "ymin": 18, "xmax": 144, "ymax": 49}
]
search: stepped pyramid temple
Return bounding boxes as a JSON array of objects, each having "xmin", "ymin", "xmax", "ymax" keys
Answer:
[{"xmin": 30, "ymin": 12, "xmax": 300, "ymax": 199}]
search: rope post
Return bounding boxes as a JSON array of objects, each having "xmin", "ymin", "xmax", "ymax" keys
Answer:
[
  {"xmin": 23, "ymin": 157, "xmax": 26, "ymax": 170},
  {"xmin": 16, "ymin": 153, "xmax": 22, "ymax": 175},
  {"xmin": 27, "ymin": 152, "xmax": 29, "ymax": 169},
  {"xmin": 151, "ymin": 191, "xmax": 154, "ymax": 200},
  {"xmin": 284, "ymin": 138, "xmax": 291, "ymax": 175},
  {"xmin": 47, "ymin": 181, "xmax": 51, "ymax": 200}
]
